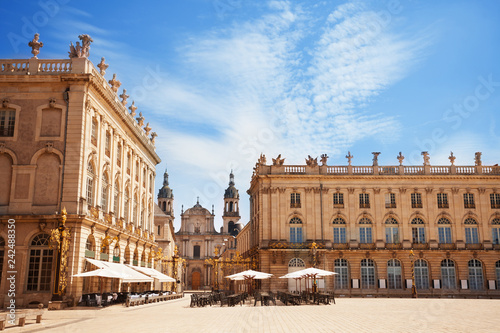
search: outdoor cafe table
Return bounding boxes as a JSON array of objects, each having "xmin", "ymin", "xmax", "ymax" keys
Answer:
[
  {"xmin": 285, "ymin": 293, "xmax": 302, "ymax": 305},
  {"xmin": 227, "ymin": 294, "xmax": 242, "ymax": 307},
  {"xmin": 313, "ymin": 293, "xmax": 333, "ymax": 305}
]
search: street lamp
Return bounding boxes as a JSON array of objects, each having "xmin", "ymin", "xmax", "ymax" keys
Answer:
[
  {"xmin": 409, "ymin": 249, "xmax": 417, "ymax": 298},
  {"xmin": 205, "ymin": 247, "xmax": 221, "ymax": 291}
]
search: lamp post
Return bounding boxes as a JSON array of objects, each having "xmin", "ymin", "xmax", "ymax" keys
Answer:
[
  {"xmin": 205, "ymin": 247, "xmax": 222, "ymax": 291},
  {"xmin": 409, "ymin": 249, "xmax": 417, "ymax": 298},
  {"xmin": 50, "ymin": 207, "xmax": 71, "ymax": 301}
]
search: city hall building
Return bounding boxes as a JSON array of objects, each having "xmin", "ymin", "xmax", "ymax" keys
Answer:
[
  {"xmin": 238, "ymin": 153, "xmax": 500, "ymax": 297},
  {"xmin": 0, "ymin": 35, "xmax": 173, "ymax": 307}
]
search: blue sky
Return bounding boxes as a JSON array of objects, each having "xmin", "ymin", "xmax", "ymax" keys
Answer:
[{"xmin": 2, "ymin": 0, "xmax": 500, "ymax": 231}]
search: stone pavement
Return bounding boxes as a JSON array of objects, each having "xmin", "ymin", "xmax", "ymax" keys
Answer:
[{"xmin": 7, "ymin": 295, "xmax": 500, "ymax": 333}]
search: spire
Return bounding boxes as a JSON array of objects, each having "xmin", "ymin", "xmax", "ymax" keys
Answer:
[
  {"xmin": 224, "ymin": 171, "xmax": 239, "ymax": 199},
  {"xmin": 163, "ymin": 168, "xmax": 169, "ymax": 186},
  {"xmin": 229, "ymin": 170, "xmax": 235, "ymax": 186}
]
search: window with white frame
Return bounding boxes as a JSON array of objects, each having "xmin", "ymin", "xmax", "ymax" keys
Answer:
[
  {"xmin": 468, "ymin": 259, "xmax": 483, "ymax": 290},
  {"xmin": 113, "ymin": 181, "xmax": 120, "ymax": 216},
  {"xmin": 289, "ymin": 217, "xmax": 303, "ymax": 243},
  {"xmin": 437, "ymin": 193, "xmax": 449, "ymax": 209},
  {"xmin": 437, "ymin": 218, "xmax": 452, "ymax": 244},
  {"xmin": 361, "ymin": 259, "xmax": 376, "ymax": 289},
  {"xmin": 411, "ymin": 218, "xmax": 426, "ymax": 244},
  {"xmin": 124, "ymin": 189, "xmax": 129, "ymax": 223},
  {"xmin": 385, "ymin": 193, "xmax": 396, "ymax": 208},
  {"xmin": 414, "ymin": 259, "xmax": 429, "ymax": 289},
  {"xmin": 332, "ymin": 217, "xmax": 346, "ymax": 243},
  {"xmin": 116, "ymin": 143, "xmax": 122, "ymax": 167},
  {"xmin": 86, "ymin": 162, "xmax": 95, "ymax": 207},
  {"xmin": 359, "ymin": 218, "xmax": 372, "ymax": 244},
  {"xmin": 385, "ymin": 218, "xmax": 399, "ymax": 244},
  {"xmin": 464, "ymin": 218, "xmax": 479, "ymax": 244},
  {"xmin": 411, "ymin": 192, "xmax": 422, "ymax": 208},
  {"xmin": 463, "ymin": 193, "xmax": 475, "ymax": 209},
  {"xmin": 91, "ymin": 118, "xmax": 98, "ymax": 146},
  {"xmin": 105, "ymin": 131, "xmax": 111, "ymax": 157},
  {"xmin": 441, "ymin": 259, "xmax": 456, "ymax": 289},
  {"xmin": 387, "ymin": 259, "xmax": 402, "ymax": 289},
  {"xmin": 334, "ymin": 259, "xmax": 349, "ymax": 289},
  {"xmin": 101, "ymin": 172, "xmax": 109, "ymax": 211}
]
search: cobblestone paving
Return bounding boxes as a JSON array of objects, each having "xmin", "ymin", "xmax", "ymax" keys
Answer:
[{"xmin": 11, "ymin": 296, "xmax": 500, "ymax": 333}]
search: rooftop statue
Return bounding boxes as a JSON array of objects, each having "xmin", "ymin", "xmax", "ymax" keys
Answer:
[
  {"xmin": 120, "ymin": 89, "xmax": 129, "ymax": 106},
  {"xmin": 28, "ymin": 33, "xmax": 43, "ymax": 59},
  {"xmin": 345, "ymin": 151, "xmax": 353, "ymax": 166},
  {"xmin": 272, "ymin": 154, "xmax": 285, "ymax": 166},
  {"xmin": 449, "ymin": 152, "xmax": 456, "ymax": 165},
  {"xmin": 129, "ymin": 101, "xmax": 137, "ymax": 116},
  {"xmin": 68, "ymin": 34, "xmax": 93, "ymax": 58},
  {"xmin": 421, "ymin": 151, "xmax": 430, "ymax": 166},
  {"xmin": 372, "ymin": 152, "xmax": 381, "ymax": 166},
  {"xmin": 136, "ymin": 112, "xmax": 145, "ymax": 126},
  {"xmin": 305, "ymin": 155, "xmax": 318, "ymax": 167},
  {"xmin": 97, "ymin": 57, "xmax": 109, "ymax": 75},
  {"xmin": 320, "ymin": 154, "xmax": 328, "ymax": 166},
  {"xmin": 151, "ymin": 132, "xmax": 157, "ymax": 144},
  {"xmin": 144, "ymin": 122, "xmax": 152, "ymax": 135},
  {"xmin": 108, "ymin": 74, "xmax": 121, "ymax": 93},
  {"xmin": 475, "ymin": 152, "xmax": 482, "ymax": 166},
  {"xmin": 397, "ymin": 152, "xmax": 404, "ymax": 166}
]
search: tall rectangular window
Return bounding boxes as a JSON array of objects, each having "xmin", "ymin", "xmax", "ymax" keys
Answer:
[
  {"xmin": 359, "ymin": 193, "xmax": 370, "ymax": 208},
  {"xmin": 333, "ymin": 227, "xmax": 346, "ymax": 243},
  {"xmin": 116, "ymin": 143, "xmax": 122, "ymax": 167},
  {"xmin": 437, "ymin": 193, "xmax": 449, "ymax": 208},
  {"xmin": 27, "ymin": 248, "xmax": 53, "ymax": 291},
  {"xmin": 465, "ymin": 227, "xmax": 479, "ymax": 244},
  {"xmin": 491, "ymin": 193, "xmax": 500, "ymax": 209},
  {"xmin": 290, "ymin": 193, "xmax": 301, "ymax": 208},
  {"xmin": 105, "ymin": 131, "xmax": 111, "ymax": 157},
  {"xmin": 359, "ymin": 227, "xmax": 372, "ymax": 243},
  {"xmin": 385, "ymin": 193, "xmax": 396, "ymax": 208},
  {"xmin": 385, "ymin": 227, "xmax": 399, "ymax": 244},
  {"xmin": 492, "ymin": 228, "xmax": 500, "ymax": 245},
  {"xmin": 438, "ymin": 227, "xmax": 452, "ymax": 244},
  {"xmin": 334, "ymin": 259, "xmax": 349, "ymax": 289},
  {"xmin": 412, "ymin": 227, "xmax": 426, "ymax": 244},
  {"xmin": 333, "ymin": 193, "xmax": 344, "ymax": 208},
  {"xmin": 91, "ymin": 118, "xmax": 97, "ymax": 146},
  {"xmin": 464, "ymin": 193, "xmax": 475, "ymax": 209},
  {"xmin": 411, "ymin": 192, "xmax": 422, "ymax": 208},
  {"xmin": 0, "ymin": 110, "xmax": 15, "ymax": 137},
  {"xmin": 290, "ymin": 227, "xmax": 303, "ymax": 243}
]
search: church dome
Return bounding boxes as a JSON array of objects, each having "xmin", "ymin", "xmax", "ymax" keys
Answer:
[
  {"xmin": 183, "ymin": 198, "xmax": 211, "ymax": 216},
  {"xmin": 224, "ymin": 171, "xmax": 239, "ymax": 199}
]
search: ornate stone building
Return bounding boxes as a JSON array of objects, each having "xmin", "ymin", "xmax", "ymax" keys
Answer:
[
  {"xmin": 0, "ymin": 35, "xmax": 164, "ymax": 307},
  {"xmin": 176, "ymin": 172, "xmax": 243, "ymax": 290},
  {"xmin": 239, "ymin": 152, "xmax": 500, "ymax": 297}
]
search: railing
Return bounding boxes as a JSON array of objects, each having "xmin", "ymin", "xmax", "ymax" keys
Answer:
[
  {"xmin": 465, "ymin": 243, "xmax": 483, "ymax": 250},
  {"xmin": 1, "ymin": 60, "xmax": 29, "ymax": 73},
  {"xmin": 404, "ymin": 166, "xmax": 424, "ymax": 175},
  {"xmin": 333, "ymin": 243, "xmax": 349, "ymax": 249},
  {"xmin": 327, "ymin": 166, "xmax": 348, "ymax": 174},
  {"xmin": 412, "ymin": 243, "xmax": 429, "ymax": 250},
  {"xmin": 37, "ymin": 59, "xmax": 72, "ymax": 73},
  {"xmin": 352, "ymin": 166, "xmax": 373, "ymax": 174},
  {"xmin": 438, "ymin": 243, "xmax": 456, "ymax": 250},
  {"xmin": 358, "ymin": 243, "xmax": 376, "ymax": 249},
  {"xmin": 430, "ymin": 166, "xmax": 450, "ymax": 174},
  {"xmin": 380, "ymin": 166, "xmax": 398, "ymax": 175},
  {"xmin": 385, "ymin": 243, "xmax": 402, "ymax": 250},
  {"xmin": 285, "ymin": 166, "xmax": 305, "ymax": 174},
  {"xmin": 456, "ymin": 166, "xmax": 475, "ymax": 174}
]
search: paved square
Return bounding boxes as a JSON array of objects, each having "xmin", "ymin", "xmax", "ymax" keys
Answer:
[{"xmin": 11, "ymin": 296, "xmax": 500, "ymax": 333}]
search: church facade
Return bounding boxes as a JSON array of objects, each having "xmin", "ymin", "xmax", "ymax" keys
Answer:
[
  {"xmin": 238, "ymin": 152, "xmax": 500, "ymax": 297},
  {"xmin": 175, "ymin": 172, "xmax": 243, "ymax": 290}
]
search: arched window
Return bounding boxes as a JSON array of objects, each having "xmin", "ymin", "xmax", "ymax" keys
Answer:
[
  {"xmin": 468, "ymin": 259, "xmax": 483, "ymax": 290},
  {"xmin": 492, "ymin": 218, "xmax": 500, "ymax": 245},
  {"xmin": 193, "ymin": 245, "xmax": 201, "ymax": 259},
  {"xmin": 414, "ymin": 259, "xmax": 429, "ymax": 289},
  {"xmin": 27, "ymin": 234, "xmax": 53, "ymax": 291},
  {"xmin": 334, "ymin": 259, "xmax": 349, "ymax": 289},
  {"xmin": 124, "ymin": 188, "xmax": 130, "ymax": 223},
  {"xmin": 229, "ymin": 201, "xmax": 233, "ymax": 212},
  {"xmin": 91, "ymin": 117, "xmax": 98, "ymax": 146},
  {"xmin": 385, "ymin": 218, "xmax": 399, "ymax": 244},
  {"xmin": 359, "ymin": 218, "xmax": 372, "ymax": 244},
  {"xmin": 333, "ymin": 217, "xmax": 346, "ymax": 244},
  {"xmin": 113, "ymin": 180, "xmax": 120, "ymax": 216},
  {"xmin": 387, "ymin": 259, "xmax": 402, "ymax": 289},
  {"xmin": 85, "ymin": 235, "xmax": 95, "ymax": 258},
  {"xmin": 289, "ymin": 217, "xmax": 303, "ymax": 243},
  {"xmin": 101, "ymin": 172, "xmax": 109, "ymax": 211},
  {"xmin": 86, "ymin": 161, "xmax": 95, "ymax": 206},
  {"xmin": 411, "ymin": 218, "xmax": 426, "ymax": 244},
  {"xmin": 441, "ymin": 259, "xmax": 456, "ymax": 289},
  {"xmin": 361, "ymin": 259, "xmax": 375, "ymax": 289},
  {"xmin": 141, "ymin": 252, "xmax": 146, "ymax": 267},
  {"xmin": 288, "ymin": 258, "xmax": 305, "ymax": 268},
  {"xmin": 124, "ymin": 246, "xmax": 130, "ymax": 264},
  {"xmin": 113, "ymin": 246, "xmax": 120, "ymax": 263},
  {"xmin": 464, "ymin": 218, "xmax": 479, "ymax": 244},
  {"xmin": 437, "ymin": 218, "xmax": 452, "ymax": 244},
  {"xmin": 133, "ymin": 249, "xmax": 138, "ymax": 266}
]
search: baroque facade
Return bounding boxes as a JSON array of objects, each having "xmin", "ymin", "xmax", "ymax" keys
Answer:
[
  {"xmin": 175, "ymin": 172, "xmax": 243, "ymax": 290},
  {"xmin": 238, "ymin": 152, "xmax": 500, "ymax": 297},
  {"xmin": 0, "ymin": 35, "xmax": 167, "ymax": 307}
]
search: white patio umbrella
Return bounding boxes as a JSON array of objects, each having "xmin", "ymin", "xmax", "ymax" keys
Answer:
[
  {"xmin": 279, "ymin": 271, "xmax": 305, "ymax": 292},
  {"xmin": 225, "ymin": 270, "xmax": 273, "ymax": 294},
  {"xmin": 73, "ymin": 268, "xmax": 126, "ymax": 279},
  {"xmin": 280, "ymin": 267, "xmax": 338, "ymax": 293}
]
